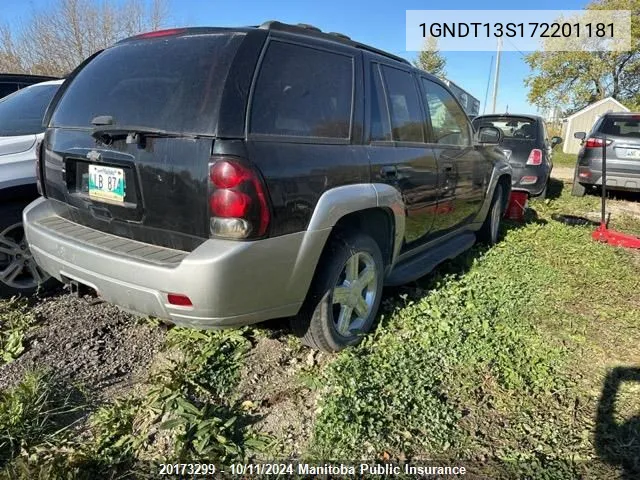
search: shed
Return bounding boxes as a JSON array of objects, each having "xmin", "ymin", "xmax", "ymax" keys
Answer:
[{"xmin": 562, "ymin": 97, "xmax": 630, "ymax": 154}]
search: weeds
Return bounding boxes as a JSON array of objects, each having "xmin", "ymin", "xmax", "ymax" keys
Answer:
[
  {"xmin": 0, "ymin": 300, "xmax": 35, "ymax": 365},
  {"xmin": 0, "ymin": 371, "xmax": 85, "ymax": 467}
]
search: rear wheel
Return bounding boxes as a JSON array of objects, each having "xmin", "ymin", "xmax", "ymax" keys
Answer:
[
  {"xmin": 477, "ymin": 184, "xmax": 504, "ymax": 246},
  {"xmin": 291, "ymin": 232, "xmax": 384, "ymax": 352},
  {"xmin": 571, "ymin": 168, "xmax": 586, "ymax": 197}
]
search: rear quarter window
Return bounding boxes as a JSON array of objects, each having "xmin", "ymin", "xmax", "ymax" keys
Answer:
[
  {"xmin": 249, "ymin": 41, "xmax": 354, "ymax": 140},
  {"xmin": 50, "ymin": 33, "xmax": 245, "ymax": 135}
]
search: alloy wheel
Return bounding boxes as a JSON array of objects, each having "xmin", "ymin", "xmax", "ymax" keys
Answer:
[
  {"xmin": 0, "ymin": 223, "xmax": 49, "ymax": 291},
  {"xmin": 331, "ymin": 251, "xmax": 378, "ymax": 337}
]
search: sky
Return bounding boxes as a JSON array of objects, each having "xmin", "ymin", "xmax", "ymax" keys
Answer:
[{"xmin": 2, "ymin": 0, "xmax": 590, "ymax": 114}]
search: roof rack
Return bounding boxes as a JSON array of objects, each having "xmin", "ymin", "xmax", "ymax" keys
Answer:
[{"xmin": 258, "ymin": 20, "xmax": 410, "ymax": 65}]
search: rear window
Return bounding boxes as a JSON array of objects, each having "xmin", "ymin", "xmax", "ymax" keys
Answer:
[
  {"xmin": 50, "ymin": 33, "xmax": 244, "ymax": 134},
  {"xmin": 472, "ymin": 116, "xmax": 537, "ymax": 140},
  {"xmin": 250, "ymin": 41, "xmax": 353, "ymax": 139},
  {"xmin": 0, "ymin": 84, "xmax": 59, "ymax": 136},
  {"xmin": 598, "ymin": 116, "xmax": 640, "ymax": 138}
]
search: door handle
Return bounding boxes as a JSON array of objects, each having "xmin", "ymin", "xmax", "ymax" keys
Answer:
[{"xmin": 380, "ymin": 165, "xmax": 398, "ymax": 178}]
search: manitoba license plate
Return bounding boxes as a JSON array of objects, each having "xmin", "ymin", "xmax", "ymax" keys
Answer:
[{"xmin": 88, "ymin": 165, "xmax": 125, "ymax": 203}]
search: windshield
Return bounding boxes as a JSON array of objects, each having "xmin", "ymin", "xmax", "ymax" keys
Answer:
[
  {"xmin": 50, "ymin": 33, "xmax": 244, "ymax": 135},
  {"xmin": 0, "ymin": 84, "xmax": 59, "ymax": 136},
  {"xmin": 598, "ymin": 116, "xmax": 640, "ymax": 138},
  {"xmin": 472, "ymin": 116, "xmax": 537, "ymax": 141}
]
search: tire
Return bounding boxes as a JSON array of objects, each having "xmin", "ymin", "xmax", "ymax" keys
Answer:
[
  {"xmin": 0, "ymin": 201, "xmax": 56, "ymax": 298},
  {"xmin": 291, "ymin": 232, "xmax": 385, "ymax": 352},
  {"xmin": 477, "ymin": 184, "xmax": 504, "ymax": 246}
]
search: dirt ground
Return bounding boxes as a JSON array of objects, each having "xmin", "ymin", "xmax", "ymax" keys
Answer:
[{"xmin": 0, "ymin": 292, "xmax": 166, "ymax": 400}]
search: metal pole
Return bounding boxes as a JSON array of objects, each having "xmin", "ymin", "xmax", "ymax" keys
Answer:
[
  {"xmin": 482, "ymin": 55, "xmax": 494, "ymax": 115},
  {"xmin": 601, "ymin": 133, "xmax": 607, "ymax": 226},
  {"xmin": 491, "ymin": 37, "xmax": 502, "ymax": 113}
]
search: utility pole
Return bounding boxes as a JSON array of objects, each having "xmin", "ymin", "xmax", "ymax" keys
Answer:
[{"xmin": 491, "ymin": 37, "xmax": 502, "ymax": 114}]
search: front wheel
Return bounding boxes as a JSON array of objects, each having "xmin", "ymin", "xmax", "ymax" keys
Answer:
[
  {"xmin": 291, "ymin": 232, "xmax": 385, "ymax": 352},
  {"xmin": 477, "ymin": 184, "xmax": 504, "ymax": 246}
]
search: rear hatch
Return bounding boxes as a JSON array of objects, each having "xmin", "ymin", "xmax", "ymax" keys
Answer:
[
  {"xmin": 473, "ymin": 116, "xmax": 539, "ymax": 167},
  {"xmin": 587, "ymin": 115, "xmax": 640, "ymax": 178},
  {"xmin": 42, "ymin": 31, "xmax": 246, "ymax": 251}
]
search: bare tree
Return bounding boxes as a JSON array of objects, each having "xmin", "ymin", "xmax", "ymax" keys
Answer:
[{"xmin": 0, "ymin": 0, "xmax": 168, "ymax": 77}]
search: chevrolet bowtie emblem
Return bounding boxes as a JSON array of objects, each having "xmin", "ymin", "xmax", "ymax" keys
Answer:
[{"xmin": 87, "ymin": 150, "xmax": 102, "ymax": 162}]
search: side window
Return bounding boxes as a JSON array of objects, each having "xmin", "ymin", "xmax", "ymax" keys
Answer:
[
  {"xmin": 380, "ymin": 66, "xmax": 424, "ymax": 142},
  {"xmin": 368, "ymin": 64, "xmax": 391, "ymax": 142},
  {"xmin": 250, "ymin": 41, "xmax": 353, "ymax": 139},
  {"xmin": 421, "ymin": 79, "xmax": 471, "ymax": 146}
]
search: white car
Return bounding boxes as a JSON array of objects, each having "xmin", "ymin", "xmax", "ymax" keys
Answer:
[{"xmin": 1, "ymin": 79, "xmax": 63, "ymax": 297}]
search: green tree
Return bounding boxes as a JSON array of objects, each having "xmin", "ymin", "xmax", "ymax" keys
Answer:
[
  {"xmin": 414, "ymin": 36, "xmax": 446, "ymax": 78},
  {"xmin": 525, "ymin": 0, "xmax": 640, "ymax": 114}
]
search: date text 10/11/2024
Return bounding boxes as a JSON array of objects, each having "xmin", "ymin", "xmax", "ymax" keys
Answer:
[{"xmin": 158, "ymin": 462, "xmax": 468, "ymax": 476}]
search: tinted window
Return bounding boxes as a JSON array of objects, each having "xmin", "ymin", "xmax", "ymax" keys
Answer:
[
  {"xmin": 0, "ymin": 84, "xmax": 59, "ymax": 136},
  {"xmin": 598, "ymin": 116, "xmax": 640, "ymax": 138},
  {"xmin": 369, "ymin": 65, "xmax": 391, "ymax": 142},
  {"xmin": 422, "ymin": 80, "xmax": 470, "ymax": 146},
  {"xmin": 0, "ymin": 83, "xmax": 19, "ymax": 99},
  {"xmin": 472, "ymin": 116, "xmax": 537, "ymax": 141},
  {"xmin": 250, "ymin": 42, "xmax": 353, "ymax": 139},
  {"xmin": 51, "ymin": 33, "xmax": 244, "ymax": 134},
  {"xmin": 380, "ymin": 66, "xmax": 424, "ymax": 142}
]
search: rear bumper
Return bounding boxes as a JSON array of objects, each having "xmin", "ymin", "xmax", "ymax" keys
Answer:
[
  {"xmin": 510, "ymin": 165, "xmax": 549, "ymax": 196},
  {"xmin": 575, "ymin": 167, "xmax": 640, "ymax": 191},
  {"xmin": 24, "ymin": 198, "xmax": 331, "ymax": 328}
]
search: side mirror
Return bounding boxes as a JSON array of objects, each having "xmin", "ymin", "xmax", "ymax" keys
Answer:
[
  {"xmin": 551, "ymin": 136, "xmax": 563, "ymax": 147},
  {"xmin": 574, "ymin": 131, "xmax": 586, "ymax": 141},
  {"xmin": 477, "ymin": 125, "xmax": 502, "ymax": 145}
]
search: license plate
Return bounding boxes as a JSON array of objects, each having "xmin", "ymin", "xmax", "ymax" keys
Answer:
[
  {"xmin": 88, "ymin": 165, "xmax": 125, "ymax": 203},
  {"xmin": 623, "ymin": 148, "xmax": 640, "ymax": 159}
]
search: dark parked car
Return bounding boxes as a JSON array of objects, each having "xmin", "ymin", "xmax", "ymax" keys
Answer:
[
  {"xmin": 24, "ymin": 22, "xmax": 511, "ymax": 351},
  {"xmin": 472, "ymin": 114, "xmax": 562, "ymax": 198},
  {"xmin": 572, "ymin": 112, "xmax": 640, "ymax": 196},
  {"xmin": 0, "ymin": 73, "xmax": 59, "ymax": 100}
]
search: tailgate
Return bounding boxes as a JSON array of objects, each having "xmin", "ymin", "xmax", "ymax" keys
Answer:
[{"xmin": 42, "ymin": 128, "xmax": 212, "ymax": 251}]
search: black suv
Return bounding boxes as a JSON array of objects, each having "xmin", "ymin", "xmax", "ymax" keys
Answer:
[{"xmin": 24, "ymin": 22, "xmax": 511, "ymax": 351}]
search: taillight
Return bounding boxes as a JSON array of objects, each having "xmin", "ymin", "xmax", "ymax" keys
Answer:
[
  {"xmin": 526, "ymin": 149, "xmax": 543, "ymax": 166},
  {"xmin": 35, "ymin": 140, "xmax": 46, "ymax": 197},
  {"xmin": 584, "ymin": 137, "xmax": 612, "ymax": 148},
  {"xmin": 208, "ymin": 157, "xmax": 270, "ymax": 239}
]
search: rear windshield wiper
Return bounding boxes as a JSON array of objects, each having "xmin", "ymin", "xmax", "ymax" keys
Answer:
[{"xmin": 90, "ymin": 117, "xmax": 200, "ymax": 145}]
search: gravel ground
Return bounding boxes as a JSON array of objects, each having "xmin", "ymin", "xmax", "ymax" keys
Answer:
[{"xmin": 0, "ymin": 292, "xmax": 166, "ymax": 400}]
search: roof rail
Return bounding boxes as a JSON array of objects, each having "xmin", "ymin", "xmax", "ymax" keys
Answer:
[{"xmin": 258, "ymin": 20, "xmax": 410, "ymax": 65}]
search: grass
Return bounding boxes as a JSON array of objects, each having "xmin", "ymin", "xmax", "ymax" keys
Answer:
[
  {"xmin": 0, "ymin": 300, "xmax": 36, "ymax": 365},
  {"xmin": 0, "ymin": 328, "xmax": 264, "ymax": 477},
  {"xmin": 1, "ymin": 179, "xmax": 639, "ymax": 478},
  {"xmin": 310, "ymin": 185, "xmax": 640, "ymax": 477},
  {"xmin": 552, "ymin": 148, "xmax": 578, "ymax": 168}
]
